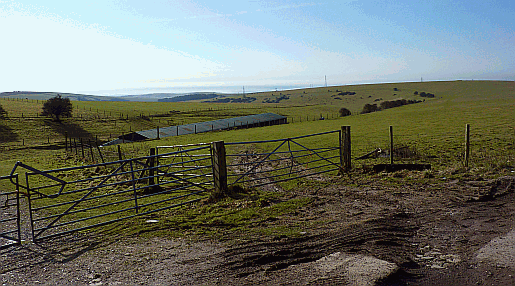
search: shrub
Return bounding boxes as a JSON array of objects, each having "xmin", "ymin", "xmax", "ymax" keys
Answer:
[
  {"xmin": 361, "ymin": 103, "xmax": 378, "ymax": 114},
  {"xmin": 419, "ymin": 92, "xmax": 435, "ymax": 98},
  {"xmin": 338, "ymin": 91, "xmax": 356, "ymax": 96},
  {"xmin": 339, "ymin": 107, "xmax": 351, "ymax": 117}
]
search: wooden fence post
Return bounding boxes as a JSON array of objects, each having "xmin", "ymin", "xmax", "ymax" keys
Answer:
[
  {"xmin": 88, "ymin": 139, "xmax": 94, "ymax": 162},
  {"xmin": 80, "ymin": 138, "xmax": 85, "ymax": 158},
  {"xmin": 465, "ymin": 124, "xmax": 470, "ymax": 169},
  {"xmin": 211, "ymin": 141, "xmax": 228, "ymax": 199},
  {"xmin": 157, "ymin": 126, "xmax": 160, "ymax": 139},
  {"xmin": 96, "ymin": 144, "xmax": 105, "ymax": 164},
  {"xmin": 64, "ymin": 131, "xmax": 68, "ymax": 152},
  {"xmin": 117, "ymin": 145, "xmax": 123, "ymax": 161},
  {"xmin": 389, "ymin": 126, "xmax": 394, "ymax": 165},
  {"xmin": 341, "ymin": 126, "xmax": 351, "ymax": 172}
]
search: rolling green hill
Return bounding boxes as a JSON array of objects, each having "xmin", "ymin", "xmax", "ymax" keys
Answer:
[{"xmin": 1, "ymin": 80, "xmax": 514, "ymax": 177}]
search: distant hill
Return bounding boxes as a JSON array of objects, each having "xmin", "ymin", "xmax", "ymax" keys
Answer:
[
  {"xmin": 0, "ymin": 91, "xmax": 128, "ymax": 101},
  {"xmin": 0, "ymin": 91, "xmax": 228, "ymax": 102},
  {"xmin": 158, "ymin": 93, "xmax": 223, "ymax": 102}
]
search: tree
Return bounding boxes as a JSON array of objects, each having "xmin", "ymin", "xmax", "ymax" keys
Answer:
[
  {"xmin": 0, "ymin": 104, "xmax": 7, "ymax": 119},
  {"xmin": 41, "ymin": 94, "xmax": 73, "ymax": 122},
  {"xmin": 338, "ymin": 107, "xmax": 351, "ymax": 117}
]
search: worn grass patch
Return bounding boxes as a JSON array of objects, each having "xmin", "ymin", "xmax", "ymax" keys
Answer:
[{"xmin": 100, "ymin": 187, "xmax": 313, "ymax": 240}]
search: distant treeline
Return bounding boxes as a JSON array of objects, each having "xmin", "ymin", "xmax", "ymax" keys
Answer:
[
  {"xmin": 361, "ymin": 99, "xmax": 422, "ymax": 114},
  {"xmin": 158, "ymin": 93, "xmax": 221, "ymax": 102},
  {"xmin": 205, "ymin": 97, "xmax": 257, "ymax": 103},
  {"xmin": 262, "ymin": 94, "xmax": 289, "ymax": 103}
]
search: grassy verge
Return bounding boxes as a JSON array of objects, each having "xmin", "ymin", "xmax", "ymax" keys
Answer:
[{"xmin": 99, "ymin": 186, "xmax": 314, "ymax": 240}]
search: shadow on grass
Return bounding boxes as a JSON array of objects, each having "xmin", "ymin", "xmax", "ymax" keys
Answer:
[
  {"xmin": 0, "ymin": 124, "xmax": 18, "ymax": 143},
  {"xmin": 43, "ymin": 119, "xmax": 94, "ymax": 139}
]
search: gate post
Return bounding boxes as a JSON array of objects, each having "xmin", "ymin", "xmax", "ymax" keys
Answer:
[
  {"xmin": 340, "ymin": 126, "xmax": 351, "ymax": 172},
  {"xmin": 211, "ymin": 141, "xmax": 228, "ymax": 199}
]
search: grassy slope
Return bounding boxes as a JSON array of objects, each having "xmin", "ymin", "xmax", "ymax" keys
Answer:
[
  {"xmin": 1, "ymin": 80, "xmax": 514, "ymax": 238},
  {"xmin": 1, "ymin": 80, "xmax": 514, "ymax": 173}
]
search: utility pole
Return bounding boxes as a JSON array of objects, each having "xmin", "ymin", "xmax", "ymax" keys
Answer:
[{"xmin": 325, "ymin": 75, "xmax": 327, "ymax": 87}]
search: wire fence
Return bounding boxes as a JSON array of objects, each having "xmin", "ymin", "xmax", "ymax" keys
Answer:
[
  {"xmin": 1, "ymin": 124, "xmax": 514, "ymax": 244},
  {"xmin": 350, "ymin": 123, "xmax": 515, "ymax": 172}
]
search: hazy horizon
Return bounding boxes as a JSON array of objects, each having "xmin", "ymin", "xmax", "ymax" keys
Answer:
[{"xmin": 4, "ymin": 78, "xmax": 513, "ymax": 97}]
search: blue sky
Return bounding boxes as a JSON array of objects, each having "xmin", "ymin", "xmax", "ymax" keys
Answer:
[{"xmin": 1, "ymin": 0, "xmax": 514, "ymax": 95}]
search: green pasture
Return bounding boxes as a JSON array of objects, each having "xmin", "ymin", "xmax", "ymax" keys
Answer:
[
  {"xmin": 1, "ymin": 80, "xmax": 513, "ymax": 174},
  {"xmin": 1, "ymin": 80, "xmax": 514, "ymax": 239}
]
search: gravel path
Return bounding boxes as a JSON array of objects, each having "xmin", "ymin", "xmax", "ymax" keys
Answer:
[{"xmin": 2, "ymin": 175, "xmax": 515, "ymax": 285}]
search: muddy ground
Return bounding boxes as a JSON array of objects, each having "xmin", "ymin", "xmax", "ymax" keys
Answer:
[{"xmin": 1, "ymin": 174, "xmax": 515, "ymax": 285}]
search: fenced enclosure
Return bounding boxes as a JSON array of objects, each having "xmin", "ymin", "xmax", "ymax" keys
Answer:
[
  {"xmin": 0, "ymin": 174, "xmax": 21, "ymax": 248},
  {"xmin": 1, "ymin": 130, "xmax": 345, "ymax": 243},
  {"xmin": 2, "ymin": 123, "xmax": 506, "ymax": 244}
]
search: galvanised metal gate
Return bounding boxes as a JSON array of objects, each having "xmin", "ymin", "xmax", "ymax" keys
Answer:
[
  {"xmin": 1, "ymin": 129, "xmax": 347, "ymax": 243},
  {"xmin": 0, "ymin": 174, "xmax": 21, "ymax": 248},
  {"xmin": 11, "ymin": 144, "xmax": 213, "ymax": 242},
  {"xmin": 225, "ymin": 130, "xmax": 343, "ymax": 188}
]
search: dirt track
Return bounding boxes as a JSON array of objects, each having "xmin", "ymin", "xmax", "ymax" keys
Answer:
[{"xmin": 2, "ymin": 174, "xmax": 515, "ymax": 285}]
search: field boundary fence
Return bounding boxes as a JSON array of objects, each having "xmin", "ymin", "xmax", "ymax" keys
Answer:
[
  {"xmin": 3, "ymin": 124, "xmax": 495, "ymax": 244},
  {"xmin": 1, "ymin": 129, "xmax": 346, "ymax": 243}
]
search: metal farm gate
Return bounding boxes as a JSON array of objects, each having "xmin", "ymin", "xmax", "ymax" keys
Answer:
[
  {"xmin": 0, "ymin": 174, "xmax": 21, "ymax": 248},
  {"xmin": 10, "ymin": 144, "xmax": 213, "ymax": 242},
  {"xmin": 1, "ymin": 129, "xmax": 348, "ymax": 244},
  {"xmin": 225, "ymin": 130, "xmax": 344, "ymax": 189}
]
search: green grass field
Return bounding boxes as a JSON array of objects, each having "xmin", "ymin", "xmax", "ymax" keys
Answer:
[
  {"xmin": 1, "ymin": 80, "xmax": 514, "ymax": 238},
  {"xmin": 1, "ymin": 80, "xmax": 514, "ymax": 173}
]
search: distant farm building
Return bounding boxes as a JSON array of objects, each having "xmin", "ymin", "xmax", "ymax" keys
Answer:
[{"xmin": 103, "ymin": 113, "xmax": 287, "ymax": 146}]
